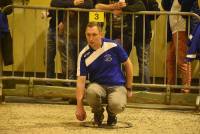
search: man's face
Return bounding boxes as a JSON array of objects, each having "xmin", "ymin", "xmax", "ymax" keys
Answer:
[{"xmin": 85, "ymin": 26, "xmax": 102, "ymax": 48}]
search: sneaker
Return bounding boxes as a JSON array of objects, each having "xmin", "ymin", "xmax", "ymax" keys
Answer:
[
  {"xmin": 94, "ymin": 109, "xmax": 104, "ymax": 126},
  {"xmin": 107, "ymin": 114, "xmax": 117, "ymax": 126},
  {"xmin": 106, "ymin": 107, "xmax": 117, "ymax": 126}
]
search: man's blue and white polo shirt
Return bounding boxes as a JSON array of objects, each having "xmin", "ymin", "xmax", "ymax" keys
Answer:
[{"xmin": 77, "ymin": 38, "xmax": 128, "ymax": 86}]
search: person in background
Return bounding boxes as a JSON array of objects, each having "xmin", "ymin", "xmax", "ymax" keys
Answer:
[
  {"xmin": 50, "ymin": 0, "xmax": 93, "ymax": 81},
  {"xmin": 95, "ymin": 0, "xmax": 146, "ymax": 55},
  {"xmin": 0, "ymin": 0, "xmax": 13, "ymax": 66},
  {"xmin": 43, "ymin": 0, "xmax": 65, "ymax": 82},
  {"xmin": 162, "ymin": 0, "xmax": 195, "ymax": 93},
  {"xmin": 95, "ymin": 0, "xmax": 160, "ymax": 90},
  {"xmin": 75, "ymin": 22, "xmax": 133, "ymax": 126},
  {"xmin": 134, "ymin": 0, "xmax": 160, "ymax": 86}
]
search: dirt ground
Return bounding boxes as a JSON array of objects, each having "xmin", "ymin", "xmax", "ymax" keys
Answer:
[{"xmin": 0, "ymin": 97, "xmax": 200, "ymax": 134}]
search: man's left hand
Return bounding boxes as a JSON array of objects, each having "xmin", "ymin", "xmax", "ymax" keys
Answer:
[
  {"xmin": 75, "ymin": 105, "xmax": 86, "ymax": 121},
  {"xmin": 74, "ymin": 0, "xmax": 84, "ymax": 6}
]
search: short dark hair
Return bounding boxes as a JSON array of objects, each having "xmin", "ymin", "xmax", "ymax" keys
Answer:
[{"xmin": 86, "ymin": 22, "xmax": 102, "ymax": 32}]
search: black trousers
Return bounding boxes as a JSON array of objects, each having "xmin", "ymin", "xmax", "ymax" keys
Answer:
[{"xmin": 0, "ymin": 32, "xmax": 13, "ymax": 66}]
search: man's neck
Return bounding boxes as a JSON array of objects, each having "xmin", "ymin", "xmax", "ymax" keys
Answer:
[{"xmin": 92, "ymin": 42, "xmax": 102, "ymax": 50}]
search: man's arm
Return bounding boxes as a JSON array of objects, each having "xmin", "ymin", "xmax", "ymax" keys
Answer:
[
  {"xmin": 76, "ymin": 76, "xmax": 86, "ymax": 107},
  {"xmin": 95, "ymin": 0, "xmax": 126, "ymax": 11},
  {"xmin": 75, "ymin": 76, "xmax": 87, "ymax": 121},
  {"xmin": 95, "ymin": 3, "xmax": 116, "ymax": 10},
  {"xmin": 123, "ymin": 58, "xmax": 133, "ymax": 97}
]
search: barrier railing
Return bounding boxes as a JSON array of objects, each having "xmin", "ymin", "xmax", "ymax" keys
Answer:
[{"xmin": 0, "ymin": 5, "xmax": 199, "ymax": 110}]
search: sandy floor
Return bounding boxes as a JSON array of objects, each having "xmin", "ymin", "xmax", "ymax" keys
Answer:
[{"xmin": 0, "ymin": 99, "xmax": 200, "ymax": 134}]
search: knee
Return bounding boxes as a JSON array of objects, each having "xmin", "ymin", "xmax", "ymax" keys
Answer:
[
  {"xmin": 86, "ymin": 83, "xmax": 101, "ymax": 96},
  {"xmin": 108, "ymin": 101, "xmax": 126, "ymax": 115},
  {"xmin": 86, "ymin": 83, "xmax": 102, "ymax": 104}
]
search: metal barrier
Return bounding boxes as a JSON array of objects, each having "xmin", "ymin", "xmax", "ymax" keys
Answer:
[{"xmin": 0, "ymin": 5, "xmax": 200, "ymax": 110}]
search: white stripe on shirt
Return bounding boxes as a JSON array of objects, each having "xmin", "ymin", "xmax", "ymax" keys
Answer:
[
  {"xmin": 85, "ymin": 42, "xmax": 117, "ymax": 67},
  {"xmin": 77, "ymin": 45, "xmax": 90, "ymax": 76}
]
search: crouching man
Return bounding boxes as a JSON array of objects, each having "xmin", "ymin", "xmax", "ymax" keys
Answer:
[{"xmin": 75, "ymin": 22, "xmax": 133, "ymax": 126}]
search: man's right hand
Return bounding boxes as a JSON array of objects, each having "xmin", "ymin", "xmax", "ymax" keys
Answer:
[
  {"xmin": 75, "ymin": 105, "xmax": 86, "ymax": 121},
  {"xmin": 74, "ymin": 0, "xmax": 84, "ymax": 6}
]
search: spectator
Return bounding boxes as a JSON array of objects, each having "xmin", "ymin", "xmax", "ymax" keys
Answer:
[
  {"xmin": 162, "ymin": 0, "xmax": 195, "ymax": 93},
  {"xmin": 95, "ymin": 0, "xmax": 160, "ymax": 89},
  {"xmin": 95, "ymin": 0, "xmax": 146, "ymax": 55},
  {"xmin": 135, "ymin": 0, "xmax": 160, "ymax": 85},
  {"xmin": 51, "ymin": 0, "xmax": 93, "ymax": 80},
  {"xmin": 0, "ymin": 0, "xmax": 13, "ymax": 66},
  {"xmin": 44, "ymin": 0, "xmax": 65, "ymax": 81}
]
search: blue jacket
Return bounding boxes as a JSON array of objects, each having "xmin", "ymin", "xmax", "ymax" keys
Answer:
[
  {"xmin": 0, "ymin": 0, "xmax": 13, "ymax": 66},
  {"xmin": 190, "ymin": 1, "xmax": 200, "ymax": 32},
  {"xmin": 0, "ymin": 12, "xmax": 9, "ymax": 32},
  {"xmin": 187, "ymin": 22, "xmax": 200, "ymax": 61}
]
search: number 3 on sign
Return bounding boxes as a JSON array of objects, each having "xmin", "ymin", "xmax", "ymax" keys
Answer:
[{"xmin": 89, "ymin": 12, "xmax": 104, "ymax": 22}]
